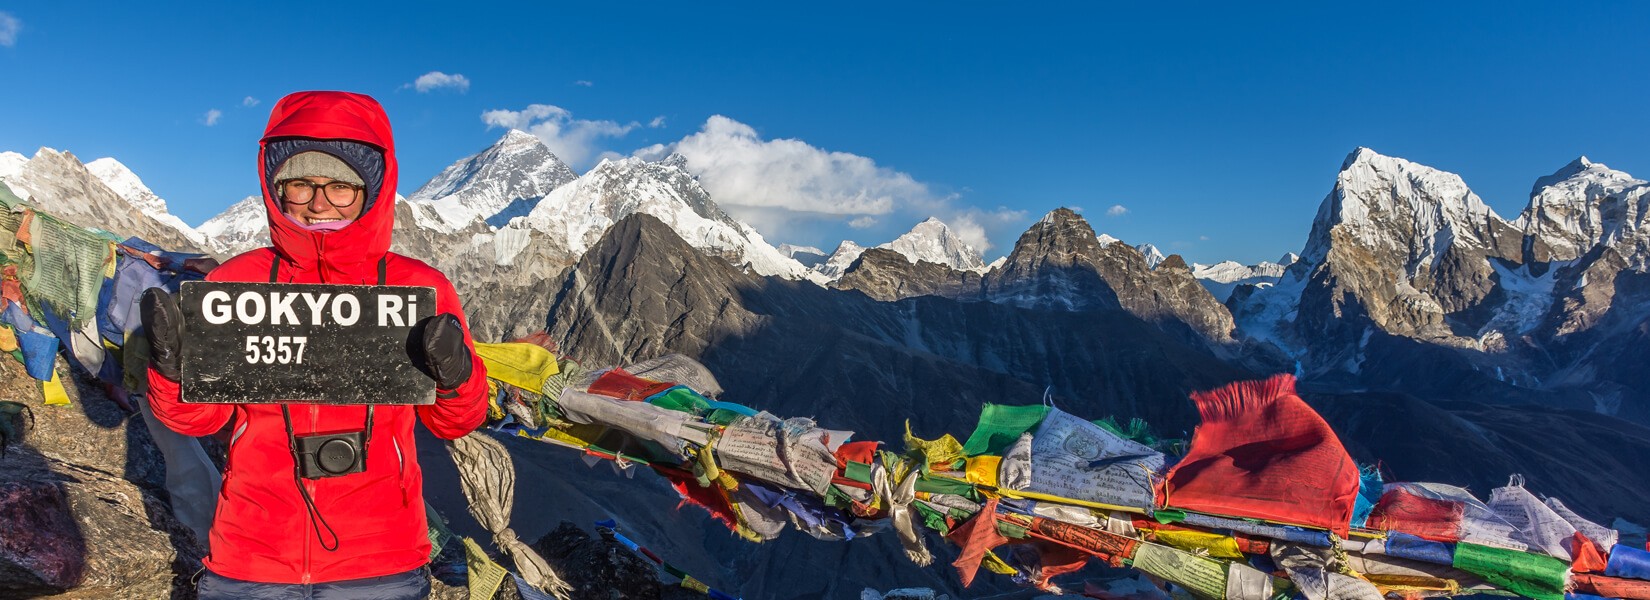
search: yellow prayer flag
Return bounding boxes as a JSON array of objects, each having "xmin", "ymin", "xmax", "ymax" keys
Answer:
[
  {"xmin": 982, "ymin": 549, "xmax": 1018, "ymax": 575},
  {"xmin": 965, "ymin": 455, "xmax": 1001, "ymax": 487},
  {"xmin": 475, "ymin": 342, "xmax": 560, "ymax": 394},
  {"xmin": 681, "ymin": 575, "xmax": 710, "ymax": 593},
  {"xmin": 904, "ymin": 420, "xmax": 966, "ymax": 470},
  {"xmin": 42, "ymin": 369, "xmax": 69, "ymax": 406},
  {"xmin": 1153, "ymin": 528, "xmax": 1246, "ymax": 560},
  {"xmin": 462, "ymin": 537, "xmax": 509, "ymax": 600}
]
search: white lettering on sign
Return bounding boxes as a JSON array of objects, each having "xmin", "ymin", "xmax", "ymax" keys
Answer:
[
  {"xmin": 269, "ymin": 292, "xmax": 300, "ymax": 325},
  {"xmin": 301, "ymin": 293, "xmax": 331, "ymax": 326},
  {"xmin": 378, "ymin": 295, "xmax": 404, "ymax": 327},
  {"xmin": 197, "ymin": 290, "xmax": 414, "ymax": 327},
  {"xmin": 332, "ymin": 295, "xmax": 360, "ymax": 326},
  {"xmin": 202, "ymin": 291, "xmax": 233, "ymax": 324},
  {"xmin": 235, "ymin": 292, "xmax": 266, "ymax": 325},
  {"xmin": 245, "ymin": 336, "xmax": 307, "ymax": 364}
]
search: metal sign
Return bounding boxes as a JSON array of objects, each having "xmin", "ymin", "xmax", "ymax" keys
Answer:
[{"xmin": 177, "ymin": 281, "xmax": 438, "ymax": 405}]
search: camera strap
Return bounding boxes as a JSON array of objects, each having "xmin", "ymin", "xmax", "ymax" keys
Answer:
[{"xmin": 271, "ymin": 256, "xmax": 387, "ymax": 552}]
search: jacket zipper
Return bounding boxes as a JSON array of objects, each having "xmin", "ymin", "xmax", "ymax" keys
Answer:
[{"xmin": 393, "ymin": 436, "xmax": 409, "ymax": 507}]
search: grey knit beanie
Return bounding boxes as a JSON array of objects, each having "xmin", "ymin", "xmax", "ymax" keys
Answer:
[{"xmin": 272, "ymin": 151, "xmax": 365, "ymax": 186}]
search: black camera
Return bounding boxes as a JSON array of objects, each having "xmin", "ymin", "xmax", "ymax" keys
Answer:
[{"xmin": 294, "ymin": 431, "xmax": 367, "ymax": 479}]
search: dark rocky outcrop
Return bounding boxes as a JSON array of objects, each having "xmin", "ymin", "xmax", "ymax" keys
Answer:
[
  {"xmin": 0, "ymin": 359, "xmax": 204, "ymax": 599},
  {"xmin": 832, "ymin": 208, "xmax": 1237, "ymax": 349},
  {"xmin": 831, "ymin": 248, "xmax": 982, "ymax": 302}
]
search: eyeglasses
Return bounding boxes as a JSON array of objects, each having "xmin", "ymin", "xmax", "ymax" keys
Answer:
[{"xmin": 279, "ymin": 179, "xmax": 364, "ymax": 207}]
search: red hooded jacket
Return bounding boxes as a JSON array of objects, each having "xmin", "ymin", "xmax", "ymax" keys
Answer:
[{"xmin": 146, "ymin": 91, "xmax": 489, "ymax": 584}]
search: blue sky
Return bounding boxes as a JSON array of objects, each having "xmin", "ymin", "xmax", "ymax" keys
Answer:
[{"xmin": 0, "ymin": 2, "xmax": 1646, "ymax": 264}]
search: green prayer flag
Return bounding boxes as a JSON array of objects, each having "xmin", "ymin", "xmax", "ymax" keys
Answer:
[
  {"xmin": 913, "ymin": 501, "xmax": 951, "ymax": 534},
  {"xmin": 914, "ymin": 475, "xmax": 976, "ymax": 497},
  {"xmin": 1451, "ymin": 542, "xmax": 1568, "ymax": 600},
  {"xmin": 648, "ymin": 386, "xmax": 713, "ymax": 415},
  {"xmin": 960, "ymin": 403, "xmax": 1050, "ymax": 456}
]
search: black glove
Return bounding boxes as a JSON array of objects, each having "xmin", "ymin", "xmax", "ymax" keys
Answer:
[
  {"xmin": 411, "ymin": 313, "xmax": 473, "ymax": 390},
  {"xmin": 139, "ymin": 288, "xmax": 183, "ymax": 382}
]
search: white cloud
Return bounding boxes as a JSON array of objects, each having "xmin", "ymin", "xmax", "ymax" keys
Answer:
[
  {"xmin": 410, "ymin": 71, "xmax": 470, "ymax": 93},
  {"xmin": 574, "ymin": 80, "xmax": 594, "ymax": 87},
  {"xmin": 482, "ymin": 104, "xmax": 639, "ymax": 168},
  {"xmin": 203, "ymin": 109, "xmax": 223, "ymax": 126},
  {"xmin": 942, "ymin": 207, "xmax": 1027, "ymax": 254},
  {"xmin": 649, "ymin": 116, "xmax": 666, "ymax": 128},
  {"xmin": 637, "ymin": 115, "xmax": 1028, "ymax": 252},
  {"xmin": 646, "ymin": 115, "xmax": 928, "ymax": 216},
  {"xmin": 1106, "ymin": 204, "xmax": 1128, "ymax": 217},
  {"xmin": 242, "ymin": 96, "xmax": 260, "ymax": 107},
  {"xmin": 0, "ymin": 13, "xmax": 19, "ymax": 47},
  {"xmin": 1199, "ymin": 235, "xmax": 1210, "ymax": 241}
]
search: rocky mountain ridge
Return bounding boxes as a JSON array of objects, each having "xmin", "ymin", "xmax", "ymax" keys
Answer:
[
  {"xmin": 1232, "ymin": 148, "xmax": 1650, "ymax": 422},
  {"xmin": 813, "ymin": 217, "xmax": 987, "ymax": 278}
]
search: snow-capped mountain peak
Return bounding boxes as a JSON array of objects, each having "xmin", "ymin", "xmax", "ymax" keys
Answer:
[
  {"xmin": 1136, "ymin": 243, "xmax": 1166, "ymax": 269},
  {"xmin": 880, "ymin": 217, "xmax": 986, "ymax": 272},
  {"xmin": 84, "ymin": 157, "xmax": 206, "ymax": 245},
  {"xmin": 1304, "ymin": 147, "xmax": 1505, "ymax": 271},
  {"xmin": 408, "ymin": 129, "xmax": 578, "ymax": 231},
  {"xmin": 196, "ymin": 195, "xmax": 268, "ymax": 253},
  {"xmin": 0, "ymin": 151, "xmax": 27, "ymax": 182},
  {"xmin": 86, "ymin": 158, "xmax": 160, "ymax": 211},
  {"xmin": 817, "ymin": 240, "xmax": 867, "ymax": 278},
  {"xmin": 1514, "ymin": 156, "xmax": 1647, "ymax": 263},
  {"xmin": 508, "ymin": 155, "xmax": 811, "ymax": 279}
]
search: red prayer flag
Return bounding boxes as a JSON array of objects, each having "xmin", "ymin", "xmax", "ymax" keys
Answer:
[
  {"xmin": 1365, "ymin": 487, "xmax": 1465, "ymax": 542},
  {"xmin": 1573, "ymin": 574, "xmax": 1650, "ymax": 600},
  {"xmin": 1570, "ymin": 531, "xmax": 1609, "ymax": 574},
  {"xmin": 948, "ymin": 497, "xmax": 1009, "ymax": 588},
  {"xmin": 587, "ymin": 368, "xmax": 676, "ymax": 401},
  {"xmin": 1158, "ymin": 374, "xmax": 1360, "ymax": 536},
  {"xmin": 657, "ymin": 468, "xmax": 741, "ymax": 534},
  {"xmin": 834, "ymin": 440, "xmax": 879, "ymax": 469}
]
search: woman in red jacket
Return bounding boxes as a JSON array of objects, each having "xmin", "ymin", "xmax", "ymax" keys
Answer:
[{"xmin": 141, "ymin": 91, "xmax": 489, "ymax": 599}]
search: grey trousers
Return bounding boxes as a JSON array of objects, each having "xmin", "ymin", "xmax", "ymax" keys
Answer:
[{"xmin": 196, "ymin": 566, "xmax": 431, "ymax": 600}]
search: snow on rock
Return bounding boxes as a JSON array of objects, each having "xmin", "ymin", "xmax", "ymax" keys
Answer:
[
  {"xmin": 1479, "ymin": 259, "xmax": 1568, "ymax": 338},
  {"xmin": 1514, "ymin": 156, "xmax": 1649, "ymax": 264},
  {"xmin": 1094, "ymin": 231, "xmax": 1165, "ymax": 268},
  {"xmin": 0, "ymin": 151, "xmax": 26, "ymax": 181},
  {"xmin": 196, "ymin": 195, "xmax": 268, "ymax": 254},
  {"xmin": 1230, "ymin": 265, "xmax": 1309, "ymax": 351},
  {"xmin": 85, "ymin": 158, "xmax": 205, "ymax": 245},
  {"xmin": 812, "ymin": 217, "xmax": 986, "ymax": 280},
  {"xmin": 880, "ymin": 217, "xmax": 986, "ymax": 272},
  {"xmin": 1136, "ymin": 243, "xmax": 1166, "ymax": 269},
  {"xmin": 510, "ymin": 155, "xmax": 811, "ymax": 279},
  {"xmin": 1302, "ymin": 147, "xmax": 1506, "ymax": 272},
  {"xmin": 817, "ymin": 240, "xmax": 867, "ymax": 278},
  {"xmin": 1192, "ymin": 259, "xmax": 1290, "ymax": 303},
  {"xmin": 408, "ymin": 129, "xmax": 578, "ymax": 231}
]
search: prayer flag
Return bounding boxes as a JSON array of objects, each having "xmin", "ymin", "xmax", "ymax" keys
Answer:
[{"xmin": 1158, "ymin": 374, "xmax": 1359, "ymax": 535}]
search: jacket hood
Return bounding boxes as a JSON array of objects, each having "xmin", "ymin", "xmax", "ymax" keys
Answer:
[{"xmin": 258, "ymin": 91, "xmax": 398, "ymax": 282}]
